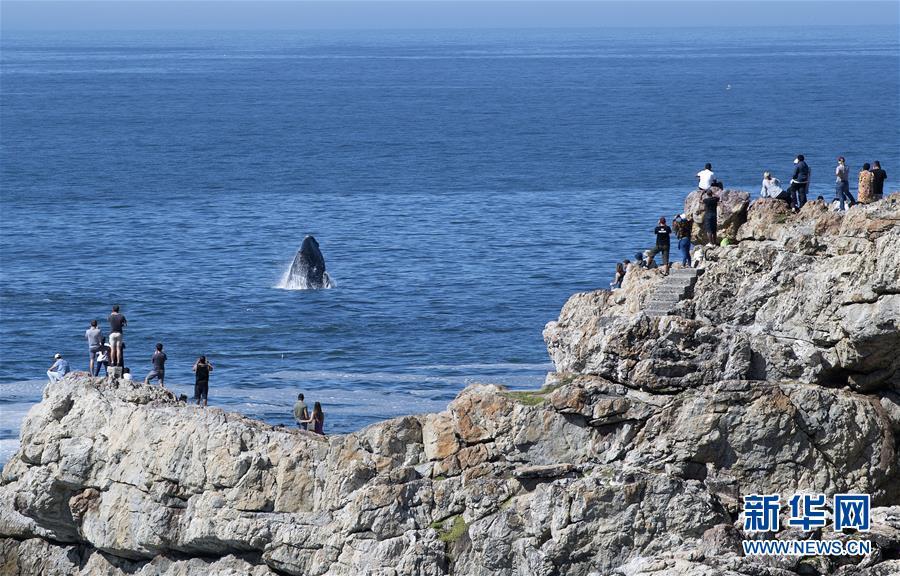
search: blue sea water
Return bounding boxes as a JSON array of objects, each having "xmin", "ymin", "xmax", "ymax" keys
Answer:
[{"xmin": 1, "ymin": 27, "xmax": 898, "ymax": 463}]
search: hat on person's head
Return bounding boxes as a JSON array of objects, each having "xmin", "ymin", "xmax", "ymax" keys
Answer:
[
  {"xmin": 54, "ymin": 353, "xmax": 61, "ymax": 359},
  {"xmin": 680, "ymin": 213, "xmax": 687, "ymax": 219}
]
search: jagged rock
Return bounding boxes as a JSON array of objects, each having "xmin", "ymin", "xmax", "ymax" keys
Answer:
[
  {"xmin": 0, "ymin": 536, "xmax": 279, "ymax": 575},
  {"xmin": 2, "ymin": 196, "xmax": 899, "ymax": 575},
  {"xmin": 546, "ymin": 196, "xmax": 900, "ymax": 391},
  {"xmin": 685, "ymin": 188, "xmax": 751, "ymax": 243}
]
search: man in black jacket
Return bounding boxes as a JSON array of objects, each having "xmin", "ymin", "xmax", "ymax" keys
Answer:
[{"xmin": 787, "ymin": 154, "xmax": 811, "ymax": 210}]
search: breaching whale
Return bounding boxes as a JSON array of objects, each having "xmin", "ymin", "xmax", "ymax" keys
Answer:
[{"xmin": 282, "ymin": 235, "xmax": 334, "ymax": 290}]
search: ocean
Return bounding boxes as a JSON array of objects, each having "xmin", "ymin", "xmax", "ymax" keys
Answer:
[{"xmin": 1, "ymin": 26, "xmax": 898, "ymax": 463}]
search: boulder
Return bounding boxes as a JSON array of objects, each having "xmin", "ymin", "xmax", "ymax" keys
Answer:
[{"xmin": 685, "ymin": 188, "xmax": 751, "ymax": 243}]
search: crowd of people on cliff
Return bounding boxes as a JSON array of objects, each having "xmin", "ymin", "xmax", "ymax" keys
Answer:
[
  {"xmin": 46, "ymin": 305, "xmax": 327, "ymax": 435},
  {"xmin": 610, "ymin": 155, "xmax": 888, "ymax": 288}
]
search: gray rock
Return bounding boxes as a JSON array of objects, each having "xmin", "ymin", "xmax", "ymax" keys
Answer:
[{"xmin": 2, "ymin": 196, "xmax": 898, "ymax": 575}]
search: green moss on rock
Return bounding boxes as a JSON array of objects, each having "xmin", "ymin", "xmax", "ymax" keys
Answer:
[{"xmin": 431, "ymin": 514, "xmax": 468, "ymax": 543}]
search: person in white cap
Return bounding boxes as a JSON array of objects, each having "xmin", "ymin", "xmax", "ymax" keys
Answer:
[
  {"xmin": 47, "ymin": 353, "xmax": 70, "ymax": 384},
  {"xmin": 674, "ymin": 213, "xmax": 692, "ymax": 267}
]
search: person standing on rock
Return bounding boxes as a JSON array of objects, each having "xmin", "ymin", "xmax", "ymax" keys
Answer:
[
  {"xmin": 701, "ymin": 189, "xmax": 719, "ymax": 246},
  {"xmin": 192, "ymin": 356, "xmax": 213, "ymax": 407},
  {"xmin": 870, "ymin": 161, "xmax": 887, "ymax": 201},
  {"xmin": 675, "ymin": 213, "xmax": 692, "ymax": 268},
  {"xmin": 858, "ymin": 163, "xmax": 875, "ymax": 204},
  {"xmin": 834, "ymin": 157, "xmax": 856, "ymax": 211},
  {"xmin": 85, "ymin": 320, "xmax": 103, "ymax": 376},
  {"xmin": 107, "ymin": 305, "xmax": 127, "ymax": 368},
  {"xmin": 47, "ymin": 353, "xmax": 70, "ymax": 384},
  {"xmin": 650, "ymin": 217, "xmax": 672, "ymax": 275},
  {"xmin": 305, "ymin": 402, "xmax": 325, "ymax": 435},
  {"xmin": 787, "ymin": 154, "xmax": 810, "ymax": 210},
  {"xmin": 144, "ymin": 343, "xmax": 167, "ymax": 387},
  {"xmin": 293, "ymin": 393, "xmax": 310, "ymax": 430}
]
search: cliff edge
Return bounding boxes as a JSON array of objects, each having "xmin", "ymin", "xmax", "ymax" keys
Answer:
[{"xmin": 2, "ymin": 196, "xmax": 899, "ymax": 576}]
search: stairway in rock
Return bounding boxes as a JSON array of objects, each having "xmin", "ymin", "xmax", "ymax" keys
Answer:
[{"xmin": 643, "ymin": 267, "xmax": 702, "ymax": 317}]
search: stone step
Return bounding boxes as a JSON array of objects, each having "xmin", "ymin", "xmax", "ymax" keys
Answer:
[
  {"xmin": 661, "ymin": 276, "xmax": 696, "ymax": 285},
  {"xmin": 645, "ymin": 303, "xmax": 679, "ymax": 312},
  {"xmin": 650, "ymin": 291, "xmax": 686, "ymax": 301},
  {"xmin": 645, "ymin": 309, "xmax": 672, "ymax": 317},
  {"xmin": 668, "ymin": 268, "xmax": 699, "ymax": 277},
  {"xmin": 640, "ymin": 267, "xmax": 702, "ymax": 318}
]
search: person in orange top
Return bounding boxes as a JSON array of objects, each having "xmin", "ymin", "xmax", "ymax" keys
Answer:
[{"xmin": 858, "ymin": 163, "xmax": 875, "ymax": 204}]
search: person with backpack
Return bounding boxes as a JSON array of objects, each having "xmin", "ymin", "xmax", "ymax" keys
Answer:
[{"xmin": 674, "ymin": 213, "xmax": 692, "ymax": 268}]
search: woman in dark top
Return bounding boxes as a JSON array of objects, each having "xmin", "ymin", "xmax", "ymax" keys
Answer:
[
  {"xmin": 870, "ymin": 161, "xmax": 887, "ymax": 200},
  {"xmin": 304, "ymin": 402, "xmax": 325, "ymax": 435},
  {"xmin": 701, "ymin": 189, "xmax": 719, "ymax": 246},
  {"xmin": 611, "ymin": 262, "xmax": 626, "ymax": 289},
  {"xmin": 192, "ymin": 356, "xmax": 213, "ymax": 407}
]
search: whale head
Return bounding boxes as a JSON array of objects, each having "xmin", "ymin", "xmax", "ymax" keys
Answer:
[{"xmin": 284, "ymin": 235, "xmax": 331, "ymax": 289}]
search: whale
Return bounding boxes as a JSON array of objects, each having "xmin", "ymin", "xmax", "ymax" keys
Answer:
[{"xmin": 284, "ymin": 235, "xmax": 334, "ymax": 289}]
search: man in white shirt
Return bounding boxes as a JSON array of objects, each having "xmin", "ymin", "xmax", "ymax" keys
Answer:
[{"xmin": 697, "ymin": 163, "xmax": 715, "ymax": 190}]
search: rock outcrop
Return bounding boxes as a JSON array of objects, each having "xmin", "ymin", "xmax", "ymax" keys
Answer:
[
  {"xmin": 2, "ymin": 196, "xmax": 899, "ymax": 576},
  {"xmin": 685, "ymin": 187, "xmax": 751, "ymax": 243}
]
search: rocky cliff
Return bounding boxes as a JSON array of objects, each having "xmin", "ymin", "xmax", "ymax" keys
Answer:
[{"xmin": 2, "ymin": 196, "xmax": 899, "ymax": 576}]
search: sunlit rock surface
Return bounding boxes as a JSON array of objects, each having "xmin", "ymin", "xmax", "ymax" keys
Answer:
[{"xmin": 2, "ymin": 195, "xmax": 899, "ymax": 575}]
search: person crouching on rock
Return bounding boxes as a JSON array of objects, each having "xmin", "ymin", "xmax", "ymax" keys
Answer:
[
  {"xmin": 701, "ymin": 189, "xmax": 719, "ymax": 247},
  {"xmin": 144, "ymin": 343, "xmax": 167, "ymax": 387},
  {"xmin": 47, "ymin": 353, "xmax": 70, "ymax": 384},
  {"xmin": 193, "ymin": 355, "xmax": 213, "ymax": 407},
  {"xmin": 649, "ymin": 217, "xmax": 672, "ymax": 276}
]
